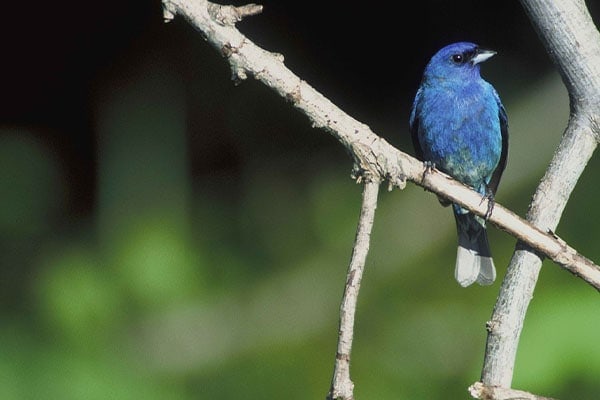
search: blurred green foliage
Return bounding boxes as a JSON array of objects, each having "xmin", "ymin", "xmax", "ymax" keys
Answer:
[{"xmin": 1, "ymin": 53, "xmax": 599, "ymax": 400}]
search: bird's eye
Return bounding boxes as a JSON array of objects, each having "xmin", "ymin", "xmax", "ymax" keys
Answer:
[{"xmin": 451, "ymin": 54, "xmax": 464, "ymax": 64}]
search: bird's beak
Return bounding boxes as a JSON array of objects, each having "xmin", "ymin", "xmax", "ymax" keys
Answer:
[{"xmin": 471, "ymin": 49, "xmax": 496, "ymax": 65}]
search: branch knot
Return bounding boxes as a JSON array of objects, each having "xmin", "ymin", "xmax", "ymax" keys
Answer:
[{"xmin": 208, "ymin": 3, "xmax": 263, "ymax": 26}]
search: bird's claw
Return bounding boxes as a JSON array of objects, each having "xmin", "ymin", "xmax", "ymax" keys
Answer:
[
  {"xmin": 421, "ymin": 161, "xmax": 436, "ymax": 184},
  {"xmin": 424, "ymin": 160, "xmax": 436, "ymax": 173},
  {"xmin": 480, "ymin": 187, "xmax": 495, "ymax": 220}
]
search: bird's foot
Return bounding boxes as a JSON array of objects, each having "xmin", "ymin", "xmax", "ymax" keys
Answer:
[
  {"xmin": 480, "ymin": 187, "xmax": 495, "ymax": 220},
  {"xmin": 421, "ymin": 161, "xmax": 436, "ymax": 184}
]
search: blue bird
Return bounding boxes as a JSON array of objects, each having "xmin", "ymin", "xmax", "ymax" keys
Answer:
[{"xmin": 409, "ymin": 42, "xmax": 508, "ymax": 287}]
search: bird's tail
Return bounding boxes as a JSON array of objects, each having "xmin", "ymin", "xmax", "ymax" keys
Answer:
[{"xmin": 453, "ymin": 211, "xmax": 496, "ymax": 287}]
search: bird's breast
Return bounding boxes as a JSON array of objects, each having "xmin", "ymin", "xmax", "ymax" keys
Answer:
[{"xmin": 417, "ymin": 86, "xmax": 502, "ymax": 189}]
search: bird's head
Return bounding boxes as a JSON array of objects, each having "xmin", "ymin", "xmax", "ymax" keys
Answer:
[{"xmin": 423, "ymin": 42, "xmax": 496, "ymax": 83}]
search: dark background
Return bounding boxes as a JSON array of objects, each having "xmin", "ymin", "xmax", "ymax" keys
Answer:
[
  {"xmin": 2, "ymin": 1, "xmax": 600, "ymax": 399},
  {"xmin": 2, "ymin": 0, "xmax": 555, "ymax": 215}
]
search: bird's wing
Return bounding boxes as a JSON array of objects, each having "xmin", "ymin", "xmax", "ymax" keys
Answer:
[
  {"xmin": 488, "ymin": 92, "xmax": 508, "ymax": 195},
  {"xmin": 409, "ymin": 87, "xmax": 424, "ymax": 161}
]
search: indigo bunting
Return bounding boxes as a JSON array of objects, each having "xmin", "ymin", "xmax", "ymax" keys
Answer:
[{"xmin": 409, "ymin": 42, "xmax": 508, "ymax": 287}]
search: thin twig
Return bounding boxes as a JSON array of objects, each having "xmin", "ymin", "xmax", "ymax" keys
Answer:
[{"xmin": 327, "ymin": 180, "xmax": 380, "ymax": 400}]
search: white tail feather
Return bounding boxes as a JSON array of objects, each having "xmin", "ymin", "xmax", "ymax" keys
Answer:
[
  {"xmin": 455, "ymin": 246, "xmax": 496, "ymax": 287},
  {"xmin": 476, "ymin": 256, "xmax": 496, "ymax": 285}
]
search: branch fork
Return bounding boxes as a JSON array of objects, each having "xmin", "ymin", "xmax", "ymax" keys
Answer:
[
  {"xmin": 163, "ymin": 0, "xmax": 262, "ymax": 25},
  {"xmin": 469, "ymin": 381, "xmax": 558, "ymax": 400}
]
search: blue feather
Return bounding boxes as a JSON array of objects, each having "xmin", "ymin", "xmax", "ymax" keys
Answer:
[{"xmin": 410, "ymin": 42, "xmax": 508, "ymax": 287}]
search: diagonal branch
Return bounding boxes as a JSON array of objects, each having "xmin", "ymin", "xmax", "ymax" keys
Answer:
[
  {"xmin": 327, "ymin": 180, "xmax": 380, "ymax": 400},
  {"xmin": 161, "ymin": 0, "xmax": 600, "ymax": 291}
]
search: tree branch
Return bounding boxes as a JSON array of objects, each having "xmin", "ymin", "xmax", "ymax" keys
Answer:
[
  {"xmin": 481, "ymin": 0, "xmax": 600, "ymax": 388},
  {"xmin": 162, "ymin": 0, "xmax": 600, "ymax": 290},
  {"xmin": 163, "ymin": 1, "xmax": 600, "ymax": 397},
  {"xmin": 327, "ymin": 180, "xmax": 379, "ymax": 400},
  {"xmin": 469, "ymin": 382, "xmax": 558, "ymax": 400}
]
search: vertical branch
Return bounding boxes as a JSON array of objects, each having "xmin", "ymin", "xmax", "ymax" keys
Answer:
[
  {"xmin": 327, "ymin": 180, "xmax": 380, "ymax": 400},
  {"xmin": 481, "ymin": 0, "xmax": 600, "ymax": 389}
]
